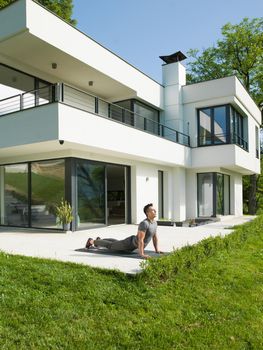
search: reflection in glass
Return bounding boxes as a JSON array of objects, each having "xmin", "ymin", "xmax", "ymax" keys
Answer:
[
  {"xmin": 214, "ymin": 106, "xmax": 227, "ymax": 144},
  {"xmin": 198, "ymin": 173, "xmax": 213, "ymax": 217},
  {"xmin": 158, "ymin": 170, "xmax": 164, "ymax": 219},
  {"xmin": 107, "ymin": 165, "xmax": 126, "ymax": 225},
  {"xmin": 199, "ymin": 109, "xmax": 212, "ymax": 145},
  {"xmin": 223, "ymin": 175, "xmax": 230, "ymax": 215},
  {"xmin": 77, "ymin": 161, "xmax": 105, "ymax": 228},
  {"xmin": 198, "ymin": 172, "xmax": 230, "ymax": 217},
  {"xmin": 31, "ymin": 160, "xmax": 65, "ymax": 228},
  {"xmin": 134, "ymin": 101, "xmax": 159, "ymax": 135},
  {"xmin": 2, "ymin": 164, "xmax": 29, "ymax": 226},
  {"xmin": 216, "ymin": 173, "xmax": 224, "ymax": 215}
]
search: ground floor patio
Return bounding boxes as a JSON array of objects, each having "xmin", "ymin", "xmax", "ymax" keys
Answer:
[{"xmin": 0, "ymin": 215, "xmax": 255, "ymax": 274}]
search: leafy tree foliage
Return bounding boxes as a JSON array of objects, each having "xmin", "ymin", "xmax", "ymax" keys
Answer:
[
  {"xmin": 243, "ymin": 157, "xmax": 263, "ymax": 214},
  {"xmin": 187, "ymin": 18, "xmax": 263, "ymax": 106},
  {"xmin": 0, "ymin": 0, "xmax": 14, "ymax": 7},
  {"xmin": 187, "ymin": 18, "xmax": 263, "ymax": 214},
  {"xmin": 0, "ymin": 0, "xmax": 76, "ymax": 25}
]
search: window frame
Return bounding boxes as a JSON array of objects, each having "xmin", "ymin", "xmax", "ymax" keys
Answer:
[{"xmin": 197, "ymin": 104, "xmax": 248, "ymax": 150}]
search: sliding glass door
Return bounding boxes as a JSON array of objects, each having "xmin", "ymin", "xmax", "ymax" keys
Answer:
[
  {"xmin": 77, "ymin": 161, "xmax": 105, "ymax": 228},
  {"xmin": 31, "ymin": 159, "xmax": 65, "ymax": 228},
  {"xmin": 197, "ymin": 173, "xmax": 213, "ymax": 217},
  {"xmin": 0, "ymin": 158, "xmax": 130, "ymax": 231},
  {"xmin": 0, "ymin": 164, "xmax": 29, "ymax": 226},
  {"xmin": 76, "ymin": 159, "xmax": 130, "ymax": 229},
  {"xmin": 198, "ymin": 172, "xmax": 230, "ymax": 217},
  {"xmin": 107, "ymin": 165, "xmax": 126, "ymax": 225}
]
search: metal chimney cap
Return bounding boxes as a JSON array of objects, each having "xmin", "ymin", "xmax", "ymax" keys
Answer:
[{"xmin": 159, "ymin": 51, "xmax": 187, "ymax": 64}]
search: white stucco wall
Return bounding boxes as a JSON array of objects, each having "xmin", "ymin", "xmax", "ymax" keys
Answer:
[
  {"xmin": 162, "ymin": 62, "xmax": 186, "ymax": 133},
  {"xmin": 58, "ymin": 103, "xmax": 190, "ymax": 167},
  {"xmin": 186, "ymin": 170, "xmax": 197, "ymax": 219},
  {"xmin": 131, "ymin": 164, "xmax": 159, "ymax": 223},
  {"xmin": 0, "ymin": 104, "xmax": 59, "ymax": 148},
  {"xmin": 0, "ymin": 0, "xmax": 27, "ymax": 39},
  {"xmin": 231, "ymin": 173, "xmax": 243, "ymax": 216},
  {"xmin": 191, "ymin": 145, "xmax": 260, "ymax": 175},
  {"xmin": 24, "ymin": 0, "xmax": 162, "ymax": 107}
]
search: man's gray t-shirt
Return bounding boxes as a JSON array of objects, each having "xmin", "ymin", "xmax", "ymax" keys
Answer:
[{"xmin": 137, "ymin": 219, "xmax": 157, "ymax": 247}]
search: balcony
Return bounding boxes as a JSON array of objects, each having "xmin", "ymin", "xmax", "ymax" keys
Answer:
[
  {"xmin": 0, "ymin": 83, "xmax": 190, "ymax": 147},
  {"xmin": 198, "ymin": 133, "xmax": 248, "ymax": 151}
]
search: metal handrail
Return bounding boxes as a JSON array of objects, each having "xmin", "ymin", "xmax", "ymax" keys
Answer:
[
  {"xmin": 60, "ymin": 83, "xmax": 190, "ymax": 146},
  {"xmin": 0, "ymin": 85, "xmax": 54, "ymax": 116},
  {"xmin": 0, "ymin": 82, "xmax": 191, "ymax": 146},
  {"xmin": 198, "ymin": 132, "xmax": 248, "ymax": 150}
]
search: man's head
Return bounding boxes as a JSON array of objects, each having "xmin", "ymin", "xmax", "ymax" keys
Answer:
[{"xmin": 143, "ymin": 203, "xmax": 156, "ymax": 220}]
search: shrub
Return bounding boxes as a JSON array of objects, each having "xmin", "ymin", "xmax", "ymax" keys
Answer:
[{"xmin": 140, "ymin": 214, "xmax": 263, "ymax": 284}]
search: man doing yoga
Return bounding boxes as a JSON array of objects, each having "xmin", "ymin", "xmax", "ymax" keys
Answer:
[{"xmin": 85, "ymin": 203, "xmax": 162, "ymax": 259}]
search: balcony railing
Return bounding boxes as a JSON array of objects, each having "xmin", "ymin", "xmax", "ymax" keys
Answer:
[
  {"xmin": 60, "ymin": 84, "xmax": 190, "ymax": 146},
  {"xmin": 0, "ymin": 85, "xmax": 55, "ymax": 116},
  {"xmin": 198, "ymin": 132, "xmax": 248, "ymax": 151},
  {"xmin": 0, "ymin": 83, "xmax": 190, "ymax": 147}
]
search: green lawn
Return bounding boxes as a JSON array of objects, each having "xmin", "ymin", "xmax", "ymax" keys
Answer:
[{"xmin": 0, "ymin": 216, "xmax": 263, "ymax": 350}]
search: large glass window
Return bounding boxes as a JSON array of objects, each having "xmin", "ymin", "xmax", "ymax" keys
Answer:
[
  {"xmin": 223, "ymin": 175, "xmax": 230, "ymax": 215},
  {"xmin": 0, "ymin": 158, "xmax": 130, "ymax": 231},
  {"xmin": 115, "ymin": 99, "xmax": 160, "ymax": 135},
  {"xmin": 199, "ymin": 108, "xmax": 212, "ymax": 145},
  {"xmin": 0, "ymin": 164, "xmax": 29, "ymax": 226},
  {"xmin": 158, "ymin": 170, "xmax": 164, "ymax": 218},
  {"xmin": 31, "ymin": 160, "xmax": 65, "ymax": 228},
  {"xmin": 214, "ymin": 106, "xmax": 227, "ymax": 144},
  {"xmin": 198, "ymin": 105, "xmax": 247, "ymax": 149},
  {"xmin": 0, "ymin": 65, "xmax": 34, "ymax": 98},
  {"xmin": 107, "ymin": 165, "xmax": 126, "ymax": 225},
  {"xmin": 0, "ymin": 65, "xmax": 35, "ymax": 115},
  {"xmin": 216, "ymin": 173, "xmax": 224, "ymax": 215},
  {"xmin": 230, "ymin": 106, "xmax": 248, "ymax": 150},
  {"xmin": 77, "ymin": 161, "xmax": 105, "ymax": 228},
  {"xmin": 197, "ymin": 173, "xmax": 213, "ymax": 216},
  {"xmin": 0, "ymin": 64, "xmax": 52, "ymax": 116},
  {"xmin": 134, "ymin": 101, "xmax": 159, "ymax": 135},
  {"xmin": 198, "ymin": 172, "xmax": 230, "ymax": 217}
]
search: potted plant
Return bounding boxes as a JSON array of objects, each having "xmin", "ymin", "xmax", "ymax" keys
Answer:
[{"xmin": 55, "ymin": 199, "xmax": 73, "ymax": 231}]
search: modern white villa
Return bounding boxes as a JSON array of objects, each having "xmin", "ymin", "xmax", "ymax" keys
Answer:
[{"xmin": 0, "ymin": 0, "xmax": 261, "ymax": 231}]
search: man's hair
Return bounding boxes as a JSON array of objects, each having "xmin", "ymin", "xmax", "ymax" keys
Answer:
[{"xmin": 143, "ymin": 203, "xmax": 153, "ymax": 216}]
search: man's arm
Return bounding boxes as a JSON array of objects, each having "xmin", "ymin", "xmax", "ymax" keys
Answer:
[
  {"xmin": 153, "ymin": 233, "xmax": 163, "ymax": 254},
  {"xmin": 137, "ymin": 230, "xmax": 150, "ymax": 259}
]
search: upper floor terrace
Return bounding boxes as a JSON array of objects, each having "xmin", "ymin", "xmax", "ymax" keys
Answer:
[
  {"xmin": 0, "ymin": 82, "xmax": 190, "ymax": 147},
  {"xmin": 0, "ymin": 0, "xmax": 163, "ymax": 107},
  {"xmin": 0, "ymin": 81, "xmax": 260, "ymax": 176}
]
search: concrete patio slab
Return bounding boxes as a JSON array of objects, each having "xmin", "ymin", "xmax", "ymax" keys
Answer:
[{"xmin": 0, "ymin": 215, "xmax": 255, "ymax": 274}]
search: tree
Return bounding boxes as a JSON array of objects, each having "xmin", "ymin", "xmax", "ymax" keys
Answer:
[
  {"xmin": 187, "ymin": 17, "xmax": 263, "ymax": 215},
  {"xmin": 187, "ymin": 18, "xmax": 263, "ymax": 105},
  {"xmin": 0, "ymin": 0, "xmax": 76, "ymax": 25}
]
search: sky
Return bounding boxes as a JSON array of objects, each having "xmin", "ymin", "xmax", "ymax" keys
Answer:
[{"xmin": 72, "ymin": 0, "xmax": 263, "ymax": 83}]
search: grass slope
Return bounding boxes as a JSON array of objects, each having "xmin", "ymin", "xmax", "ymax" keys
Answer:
[{"xmin": 0, "ymin": 216, "xmax": 263, "ymax": 350}]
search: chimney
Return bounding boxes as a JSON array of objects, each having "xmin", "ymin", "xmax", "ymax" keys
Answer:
[{"xmin": 160, "ymin": 51, "xmax": 187, "ymax": 132}]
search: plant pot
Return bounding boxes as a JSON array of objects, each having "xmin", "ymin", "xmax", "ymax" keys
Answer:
[{"xmin": 62, "ymin": 223, "xmax": 71, "ymax": 231}]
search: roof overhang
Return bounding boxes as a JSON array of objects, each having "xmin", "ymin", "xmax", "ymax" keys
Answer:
[{"xmin": 0, "ymin": 0, "xmax": 162, "ymax": 105}]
